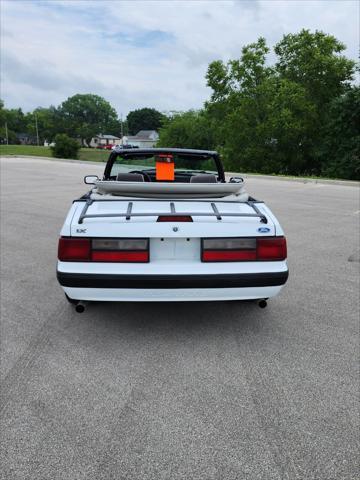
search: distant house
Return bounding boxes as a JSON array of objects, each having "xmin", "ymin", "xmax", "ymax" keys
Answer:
[
  {"xmin": 16, "ymin": 133, "xmax": 36, "ymax": 145},
  {"xmin": 89, "ymin": 134, "xmax": 121, "ymax": 148},
  {"xmin": 124, "ymin": 130, "xmax": 159, "ymax": 148}
]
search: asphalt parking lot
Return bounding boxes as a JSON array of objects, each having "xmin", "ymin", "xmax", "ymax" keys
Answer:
[{"xmin": 1, "ymin": 156, "xmax": 359, "ymax": 480}]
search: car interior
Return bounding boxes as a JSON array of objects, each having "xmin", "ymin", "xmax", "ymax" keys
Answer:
[
  {"xmin": 115, "ymin": 171, "xmax": 218, "ymax": 183},
  {"xmin": 109, "ymin": 153, "xmax": 221, "ymax": 183}
]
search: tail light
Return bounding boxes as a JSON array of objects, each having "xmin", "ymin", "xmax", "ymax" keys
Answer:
[
  {"xmin": 58, "ymin": 238, "xmax": 149, "ymax": 262},
  {"xmin": 202, "ymin": 238, "xmax": 256, "ymax": 262},
  {"xmin": 157, "ymin": 216, "xmax": 193, "ymax": 222},
  {"xmin": 202, "ymin": 237, "xmax": 287, "ymax": 262},
  {"xmin": 91, "ymin": 238, "xmax": 149, "ymax": 262},
  {"xmin": 58, "ymin": 238, "xmax": 91, "ymax": 261},
  {"xmin": 257, "ymin": 237, "xmax": 287, "ymax": 260}
]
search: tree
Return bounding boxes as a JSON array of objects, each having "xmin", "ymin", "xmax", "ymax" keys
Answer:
[
  {"xmin": 203, "ymin": 32, "xmax": 357, "ymax": 176},
  {"xmin": 59, "ymin": 94, "xmax": 120, "ymax": 146},
  {"xmin": 319, "ymin": 87, "xmax": 360, "ymax": 180},
  {"xmin": 205, "ymin": 39, "xmax": 280, "ymax": 173},
  {"xmin": 206, "ymin": 38, "xmax": 273, "ymax": 103},
  {"xmin": 126, "ymin": 108, "xmax": 164, "ymax": 135},
  {"xmin": 0, "ymin": 100, "xmax": 6, "ymax": 126},
  {"xmin": 217, "ymin": 76, "xmax": 318, "ymax": 175},
  {"xmin": 274, "ymin": 30, "xmax": 356, "ymax": 173},
  {"xmin": 274, "ymin": 29, "xmax": 356, "ymax": 109},
  {"xmin": 0, "ymin": 101, "xmax": 26, "ymax": 143},
  {"xmin": 157, "ymin": 110, "xmax": 216, "ymax": 150},
  {"xmin": 4, "ymin": 107, "xmax": 26, "ymax": 133},
  {"xmin": 25, "ymin": 106, "xmax": 60, "ymax": 143},
  {"xmin": 0, "ymin": 100, "xmax": 7, "ymax": 143}
]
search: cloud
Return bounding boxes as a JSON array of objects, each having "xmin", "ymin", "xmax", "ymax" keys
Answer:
[
  {"xmin": 1, "ymin": 0, "xmax": 358, "ymax": 115},
  {"xmin": 1, "ymin": 52, "xmax": 105, "ymax": 93}
]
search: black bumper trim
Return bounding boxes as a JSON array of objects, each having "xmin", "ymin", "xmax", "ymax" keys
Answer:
[{"xmin": 57, "ymin": 270, "xmax": 289, "ymax": 289}]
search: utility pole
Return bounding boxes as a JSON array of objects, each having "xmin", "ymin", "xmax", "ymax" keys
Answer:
[
  {"xmin": 35, "ymin": 113, "xmax": 40, "ymax": 146},
  {"xmin": 5, "ymin": 122, "xmax": 9, "ymax": 145},
  {"xmin": 120, "ymin": 113, "xmax": 123, "ymax": 138}
]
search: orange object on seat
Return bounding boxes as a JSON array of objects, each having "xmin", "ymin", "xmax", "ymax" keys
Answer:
[{"xmin": 156, "ymin": 154, "xmax": 175, "ymax": 181}]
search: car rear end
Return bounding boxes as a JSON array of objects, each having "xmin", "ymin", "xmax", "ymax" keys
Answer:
[{"xmin": 57, "ymin": 199, "xmax": 288, "ymax": 303}]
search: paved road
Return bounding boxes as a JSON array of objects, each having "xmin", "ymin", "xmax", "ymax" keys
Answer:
[{"xmin": 1, "ymin": 156, "xmax": 359, "ymax": 480}]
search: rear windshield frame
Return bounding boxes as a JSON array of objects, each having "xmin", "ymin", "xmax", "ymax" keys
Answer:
[{"xmin": 103, "ymin": 148, "xmax": 225, "ymax": 182}]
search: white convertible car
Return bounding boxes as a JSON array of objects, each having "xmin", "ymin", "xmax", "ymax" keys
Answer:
[{"xmin": 57, "ymin": 148, "xmax": 288, "ymax": 312}]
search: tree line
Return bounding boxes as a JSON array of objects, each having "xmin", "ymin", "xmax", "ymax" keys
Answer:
[
  {"xmin": 0, "ymin": 97, "xmax": 164, "ymax": 147},
  {"xmin": 158, "ymin": 30, "xmax": 359, "ymax": 180}
]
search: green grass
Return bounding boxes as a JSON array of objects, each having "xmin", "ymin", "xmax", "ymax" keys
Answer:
[
  {"xmin": 0, "ymin": 144, "xmax": 109, "ymax": 162},
  {"xmin": 0, "ymin": 145, "xmax": 53, "ymax": 157},
  {"xmin": 78, "ymin": 148, "xmax": 108, "ymax": 162}
]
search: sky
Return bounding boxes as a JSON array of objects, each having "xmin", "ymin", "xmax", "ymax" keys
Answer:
[{"xmin": 1, "ymin": 0, "xmax": 359, "ymax": 116}]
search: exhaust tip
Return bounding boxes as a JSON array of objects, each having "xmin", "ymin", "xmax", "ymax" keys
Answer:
[
  {"xmin": 75, "ymin": 302, "xmax": 86, "ymax": 313},
  {"xmin": 258, "ymin": 299, "xmax": 267, "ymax": 309}
]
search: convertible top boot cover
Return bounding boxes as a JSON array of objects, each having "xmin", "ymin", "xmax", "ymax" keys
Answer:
[{"xmin": 94, "ymin": 180, "xmax": 248, "ymax": 199}]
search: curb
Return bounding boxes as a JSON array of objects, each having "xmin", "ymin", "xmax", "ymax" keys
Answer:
[{"xmin": 227, "ymin": 172, "xmax": 359, "ymax": 188}]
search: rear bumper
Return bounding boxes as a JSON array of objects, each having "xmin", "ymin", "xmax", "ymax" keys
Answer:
[
  {"xmin": 62, "ymin": 286, "xmax": 284, "ymax": 302},
  {"xmin": 57, "ymin": 270, "xmax": 288, "ymax": 302},
  {"xmin": 57, "ymin": 270, "xmax": 288, "ymax": 289}
]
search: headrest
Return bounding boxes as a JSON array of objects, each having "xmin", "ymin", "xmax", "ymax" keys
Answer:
[
  {"xmin": 190, "ymin": 174, "xmax": 217, "ymax": 183},
  {"xmin": 116, "ymin": 172, "xmax": 144, "ymax": 182}
]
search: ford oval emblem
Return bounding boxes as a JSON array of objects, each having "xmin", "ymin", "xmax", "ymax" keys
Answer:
[{"xmin": 258, "ymin": 227, "xmax": 270, "ymax": 233}]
